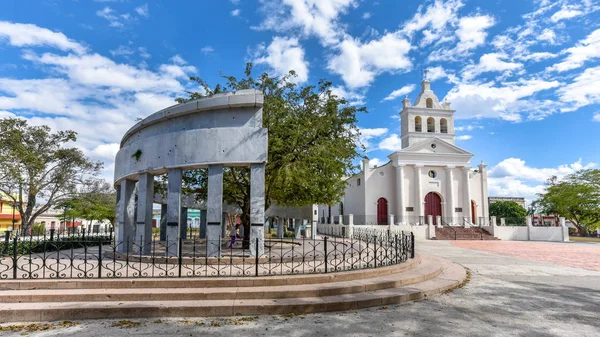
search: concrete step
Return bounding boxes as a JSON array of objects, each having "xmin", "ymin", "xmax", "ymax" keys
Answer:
[
  {"xmin": 0, "ymin": 256, "xmax": 421, "ymax": 291},
  {"xmin": 0, "ymin": 257, "xmax": 442, "ymax": 303},
  {"xmin": 0, "ymin": 257, "xmax": 466, "ymax": 322}
]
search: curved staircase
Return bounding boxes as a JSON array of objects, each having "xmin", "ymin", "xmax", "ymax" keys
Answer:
[{"xmin": 0, "ymin": 255, "xmax": 466, "ymax": 322}]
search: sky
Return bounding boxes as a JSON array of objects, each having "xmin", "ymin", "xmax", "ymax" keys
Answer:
[{"xmin": 0, "ymin": 0, "xmax": 599, "ymax": 204}]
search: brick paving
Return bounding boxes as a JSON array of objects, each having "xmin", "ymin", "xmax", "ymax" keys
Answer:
[{"xmin": 451, "ymin": 240, "xmax": 600, "ymax": 271}]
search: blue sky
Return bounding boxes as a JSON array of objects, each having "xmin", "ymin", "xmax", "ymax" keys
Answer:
[{"xmin": 0, "ymin": 0, "xmax": 599, "ymax": 203}]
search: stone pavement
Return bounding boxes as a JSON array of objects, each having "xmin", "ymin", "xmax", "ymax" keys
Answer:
[
  {"xmin": 2, "ymin": 240, "xmax": 600, "ymax": 337},
  {"xmin": 451, "ymin": 240, "xmax": 600, "ymax": 271}
]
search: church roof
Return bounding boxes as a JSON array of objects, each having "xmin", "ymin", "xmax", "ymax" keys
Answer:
[{"xmin": 387, "ymin": 137, "xmax": 473, "ymax": 166}]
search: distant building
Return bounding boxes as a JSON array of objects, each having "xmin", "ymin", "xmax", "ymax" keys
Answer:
[
  {"xmin": 488, "ymin": 196, "xmax": 526, "ymax": 209},
  {"xmin": 0, "ymin": 196, "xmax": 22, "ymax": 234}
]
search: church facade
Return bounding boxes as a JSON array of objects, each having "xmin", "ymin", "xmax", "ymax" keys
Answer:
[{"xmin": 322, "ymin": 79, "xmax": 489, "ymax": 227}]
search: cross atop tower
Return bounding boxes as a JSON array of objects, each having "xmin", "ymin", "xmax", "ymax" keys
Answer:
[{"xmin": 422, "ymin": 68, "xmax": 430, "ymax": 81}]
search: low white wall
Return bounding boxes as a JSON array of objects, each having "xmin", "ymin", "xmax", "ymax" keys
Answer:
[
  {"xmin": 530, "ymin": 226, "xmax": 564, "ymax": 241},
  {"xmin": 494, "ymin": 226, "xmax": 529, "ymax": 241}
]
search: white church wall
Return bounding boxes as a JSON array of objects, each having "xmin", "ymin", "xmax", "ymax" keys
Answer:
[
  {"xmin": 494, "ymin": 226, "xmax": 529, "ymax": 240},
  {"xmin": 530, "ymin": 227, "xmax": 564, "ymax": 241},
  {"xmin": 364, "ymin": 162, "xmax": 395, "ymax": 225},
  {"xmin": 470, "ymin": 171, "xmax": 484, "ymax": 224},
  {"xmin": 402, "ymin": 165, "xmax": 416, "ymax": 221}
]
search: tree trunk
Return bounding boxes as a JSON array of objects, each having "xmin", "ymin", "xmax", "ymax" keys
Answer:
[{"xmin": 241, "ymin": 203, "xmax": 251, "ymax": 249}]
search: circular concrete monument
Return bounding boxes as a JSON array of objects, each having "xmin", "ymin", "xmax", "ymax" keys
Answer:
[{"xmin": 113, "ymin": 89, "xmax": 267, "ymax": 257}]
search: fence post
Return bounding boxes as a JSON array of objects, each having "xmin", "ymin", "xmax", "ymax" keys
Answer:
[
  {"xmin": 177, "ymin": 237, "xmax": 183, "ymax": 277},
  {"xmin": 410, "ymin": 232, "xmax": 415, "ymax": 259},
  {"xmin": 3, "ymin": 231, "xmax": 9, "ymax": 254},
  {"xmin": 12, "ymin": 236, "xmax": 18, "ymax": 279},
  {"xmin": 526, "ymin": 216, "xmax": 533, "ymax": 241},
  {"xmin": 324, "ymin": 236, "xmax": 328, "ymax": 273},
  {"xmin": 98, "ymin": 242, "xmax": 103, "ymax": 279},
  {"xmin": 560, "ymin": 217, "xmax": 569, "ymax": 242},
  {"xmin": 255, "ymin": 237, "xmax": 259, "ymax": 276},
  {"xmin": 373, "ymin": 235, "xmax": 377, "ymax": 268}
]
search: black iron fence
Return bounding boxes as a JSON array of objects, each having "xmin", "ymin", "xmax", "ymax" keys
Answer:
[{"xmin": 0, "ymin": 229, "xmax": 414, "ymax": 280}]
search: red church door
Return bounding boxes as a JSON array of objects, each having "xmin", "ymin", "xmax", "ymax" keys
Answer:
[
  {"xmin": 424, "ymin": 192, "xmax": 442, "ymax": 225},
  {"xmin": 377, "ymin": 198, "xmax": 388, "ymax": 225}
]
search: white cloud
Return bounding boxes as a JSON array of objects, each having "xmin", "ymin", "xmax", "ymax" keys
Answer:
[
  {"xmin": 0, "ymin": 22, "xmax": 200, "ymax": 181},
  {"xmin": 537, "ymin": 28, "xmax": 557, "ymax": 44},
  {"xmin": 547, "ymin": 28, "xmax": 600, "ymax": 72},
  {"xmin": 454, "ymin": 124, "xmax": 483, "ymax": 132},
  {"xmin": 331, "ymin": 86, "xmax": 365, "ymax": 105},
  {"xmin": 426, "ymin": 66, "xmax": 447, "ymax": 81},
  {"xmin": 378, "ymin": 134, "xmax": 402, "ymax": 152},
  {"xmin": 518, "ymin": 52, "xmax": 557, "ymax": 62},
  {"xmin": 327, "ymin": 33, "xmax": 412, "ymax": 88},
  {"xmin": 201, "ymin": 46, "xmax": 214, "ymax": 54},
  {"xmin": 550, "ymin": 6, "xmax": 583, "ymax": 22},
  {"xmin": 488, "ymin": 157, "xmax": 597, "ymax": 202},
  {"xmin": 369, "ymin": 158, "xmax": 385, "ymax": 167},
  {"xmin": 456, "ymin": 135, "xmax": 472, "ymax": 141},
  {"xmin": 358, "ymin": 127, "xmax": 388, "ymax": 150},
  {"xmin": 135, "ymin": 3, "xmax": 149, "ymax": 17},
  {"xmin": 362, "ymin": 12, "xmax": 371, "ymax": 20},
  {"xmin": 110, "ymin": 45, "xmax": 134, "ymax": 57},
  {"xmin": 0, "ymin": 110, "xmax": 16, "ymax": 118},
  {"xmin": 383, "ymin": 84, "xmax": 415, "ymax": 101},
  {"xmin": 455, "ymin": 15, "xmax": 495, "ymax": 53},
  {"xmin": 96, "ymin": 7, "xmax": 130, "ymax": 28},
  {"xmin": 558, "ymin": 66, "xmax": 600, "ymax": 111},
  {"xmin": 489, "ymin": 157, "xmax": 596, "ymax": 182},
  {"xmin": 0, "ymin": 21, "xmax": 85, "ymax": 54},
  {"xmin": 254, "ymin": 36, "xmax": 309, "ymax": 83},
  {"xmin": 401, "ymin": 0, "xmax": 464, "ymax": 46},
  {"xmin": 446, "ymin": 78, "xmax": 561, "ymax": 121},
  {"xmin": 462, "ymin": 53, "xmax": 522, "ymax": 80},
  {"xmin": 138, "ymin": 47, "xmax": 151, "ymax": 59},
  {"xmin": 254, "ymin": 0, "xmax": 357, "ymax": 46},
  {"xmin": 231, "ymin": 9, "xmax": 241, "ymax": 17},
  {"xmin": 593, "ymin": 113, "xmax": 600, "ymax": 122}
]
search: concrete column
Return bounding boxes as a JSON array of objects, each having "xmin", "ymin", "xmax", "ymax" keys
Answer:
[
  {"xmin": 166, "ymin": 168, "xmax": 182, "ymax": 257},
  {"xmin": 445, "ymin": 166, "xmax": 455, "ymax": 225},
  {"xmin": 277, "ymin": 217, "xmax": 284, "ymax": 238},
  {"xmin": 348, "ymin": 214, "xmax": 354, "ymax": 238},
  {"xmin": 478, "ymin": 161, "xmax": 489, "ymax": 224},
  {"xmin": 206, "ymin": 164, "xmax": 224, "ymax": 257},
  {"xmin": 199, "ymin": 209, "xmax": 207, "ymax": 239},
  {"xmin": 159, "ymin": 204, "xmax": 167, "ymax": 241},
  {"xmin": 249, "ymin": 163, "xmax": 265, "ymax": 257},
  {"xmin": 294, "ymin": 218, "xmax": 303, "ymax": 238},
  {"xmin": 116, "ymin": 179, "xmax": 136, "ymax": 253},
  {"xmin": 136, "ymin": 173, "xmax": 154, "ymax": 254},
  {"xmin": 339, "ymin": 215, "xmax": 344, "ymax": 225},
  {"xmin": 490, "ymin": 216, "xmax": 497, "ymax": 236},
  {"xmin": 180, "ymin": 207, "xmax": 188, "ymax": 240},
  {"xmin": 500, "ymin": 218, "xmax": 506, "ymax": 226},
  {"xmin": 436, "ymin": 215, "xmax": 442, "ymax": 228},
  {"xmin": 462, "ymin": 167, "xmax": 472, "ymax": 223},
  {"xmin": 560, "ymin": 217, "xmax": 569, "ymax": 242},
  {"xmin": 427, "ymin": 215, "xmax": 433, "ymax": 226},
  {"xmin": 526, "ymin": 215, "xmax": 533, "ymax": 241},
  {"xmin": 414, "ymin": 165, "xmax": 424, "ymax": 219},
  {"xmin": 396, "ymin": 165, "xmax": 405, "ymax": 224},
  {"xmin": 389, "ymin": 215, "xmax": 394, "ymax": 230}
]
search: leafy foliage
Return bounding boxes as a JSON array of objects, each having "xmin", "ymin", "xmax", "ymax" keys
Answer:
[
  {"xmin": 489, "ymin": 201, "xmax": 527, "ymax": 221},
  {"xmin": 533, "ymin": 169, "xmax": 600, "ymax": 235},
  {"xmin": 57, "ymin": 181, "xmax": 116, "ymax": 226},
  {"xmin": 175, "ymin": 63, "xmax": 365, "ymax": 246},
  {"xmin": 0, "ymin": 118, "xmax": 102, "ymax": 231}
]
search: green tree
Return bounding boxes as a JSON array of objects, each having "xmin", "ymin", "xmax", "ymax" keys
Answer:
[
  {"xmin": 58, "ymin": 181, "xmax": 117, "ymax": 230},
  {"xmin": 175, "ymin": 63, "xmax": 365, "ymax": 247},
  {"xmin": 533, "ymin": 169, "xmax": 600, "ymax": 236},
  {"xmin": 0, "ymin": 118, "xmax": 102, "ymax": 232},
  {"xmin": 489, "ymin": 201, "xmax": 527, "ymax": 223}
]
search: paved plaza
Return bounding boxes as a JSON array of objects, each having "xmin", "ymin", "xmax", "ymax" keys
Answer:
[{"xmin": 2, "ymin": 239, "xmax": 600, "ymax": 337}]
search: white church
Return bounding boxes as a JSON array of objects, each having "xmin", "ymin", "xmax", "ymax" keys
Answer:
[{"xmin": 320, "ymin": 79, "xmax": 489, "ymax": 227}]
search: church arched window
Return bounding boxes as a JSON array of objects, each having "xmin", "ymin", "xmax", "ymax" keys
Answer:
[
  {"xmin": 415, "ymin": 116, "xmax": 422, "ymax": 132},
  {"xmin": 427, "ymin": 117, "xmax": 435, "ymax": 133},
  {"xmin": 426, "ymin": 98, "xmax": 433, "ymax": 108},
  {"xmin": 440, "ymin": 118, "xmax": 448, "ymax": 133}
]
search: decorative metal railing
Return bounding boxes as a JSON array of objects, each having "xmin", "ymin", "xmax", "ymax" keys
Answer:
[{"xmin": 0, "ymin": 228, "xmax": 414, "ymax": 280}]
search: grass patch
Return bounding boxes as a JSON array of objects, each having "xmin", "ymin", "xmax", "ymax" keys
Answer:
[
  {"xmin": 0, "ymin": 321, "xmax": 79, "ymax": 333},
  {"xmin": 569, "ymin": 236, "xmax": 600, "ymax": 243},
  {"xmin": 111, "ymin": 320, "xmax": 142, "ymax": 329}
]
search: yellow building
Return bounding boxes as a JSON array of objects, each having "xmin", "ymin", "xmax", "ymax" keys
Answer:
[{"xmin": 0, "ymin": 197, "xmax": 22, "ymax": 234}]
